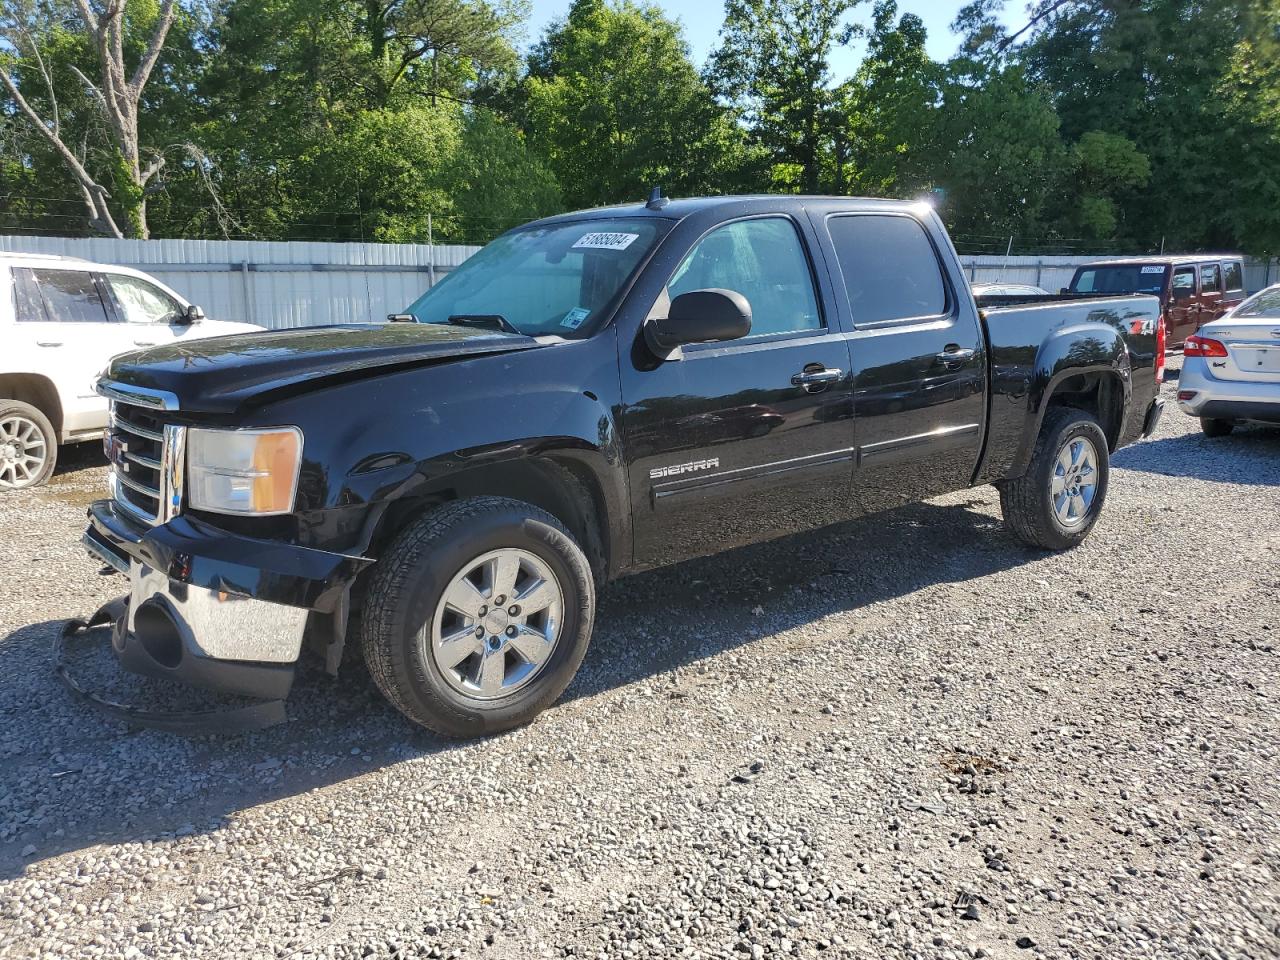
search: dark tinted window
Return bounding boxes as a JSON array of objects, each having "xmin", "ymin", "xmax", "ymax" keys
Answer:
[
  {"xmin": 11, "ymin": 268, "xmax": 46, "ymax": 322},
  {"xmin": 668, "ymin": 218, "xmax": 821, "ymax": 336},
  {"xmin": 1071, "ymin": 264, "xmax": 1167, "ymax": 295},
  {"xmin": 1223, "ymin": 261, "xmax": 1244, "ymax": 292},
  {"xmin": 1171, "ymin": 268, "xmax": 1196, "ymax": 298},
  {"xmin": 828, "ymin": 215, "xmax": 946, "ymax": 324},
  {"xmin": 31, "ymin": 269, "xmax": 110, "ymax": 323},
  {"xmin": 1200, "ymin": 264, "xmax": 1221, "ymax": 294}
]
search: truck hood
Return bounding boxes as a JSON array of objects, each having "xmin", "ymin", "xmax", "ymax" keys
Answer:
[{"xmin": 101, "ymin": 323, "xmax": 544, "ymax": 414}]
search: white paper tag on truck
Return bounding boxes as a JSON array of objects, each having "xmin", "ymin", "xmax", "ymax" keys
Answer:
[
  {"xmin": 1141, "ymin": 265, "xmax": 1165, "ymax": 273},
  {"xmin": 572, "ymin": 232, "xmax": 639, "ymax": 251}
]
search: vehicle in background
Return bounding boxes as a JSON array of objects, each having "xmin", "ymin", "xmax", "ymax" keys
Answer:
[
  {"xmin": 1176, "ymin": 283, "xmax": 1280, "ymax": 436},
  {"xmin": 84, "ymin": 195, "xmax": 1165, "ymax": 738},
  {"xmin": 971, "ymin": 282, "xmax": 1050, "ymax": 298},
  {"xmin": 0, "ymin": 253, "xmax": 261, "ymax": 489},
  {"xmin": 1066, "ymin": 256, "xmax": 1247, "ymax": 348}
]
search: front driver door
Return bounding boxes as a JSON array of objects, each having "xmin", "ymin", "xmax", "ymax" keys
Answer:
[{"xmin": 619, "ymin": 215, "xmax": 856, "ymax": 569}]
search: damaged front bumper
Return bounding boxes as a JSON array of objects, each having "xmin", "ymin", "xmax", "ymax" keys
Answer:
[{"xmin": 83, "ymin": 499, "xmax": 370, "ymax": 700}]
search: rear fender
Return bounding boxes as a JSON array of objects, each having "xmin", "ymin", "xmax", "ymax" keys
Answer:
[{"xmin": 1005, "ymin": 323, "xmax": 1131, "ymax": 479}]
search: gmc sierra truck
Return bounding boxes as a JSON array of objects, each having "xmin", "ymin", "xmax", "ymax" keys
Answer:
[{"xmin": 82, "ymin": 196, "xmax": 1165, "ymax": 737}]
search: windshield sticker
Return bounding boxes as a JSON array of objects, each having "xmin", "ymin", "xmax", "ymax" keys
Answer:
[
  {"xmin": 560, "ymin": 306, "xmax": 591, "ymax": 330},
  {"xmin": 1141, "ymin": 266, "xmax": 1165, "ymax": 274},
  {"xmin": 572, "ymin": 232, "xmax": 639, "ymax": 251}
]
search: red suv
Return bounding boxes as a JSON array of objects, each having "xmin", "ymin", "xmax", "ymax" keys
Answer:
[{"xmin": 1067, "ymin": 256, "xmax": 1247, "ymax": 347}]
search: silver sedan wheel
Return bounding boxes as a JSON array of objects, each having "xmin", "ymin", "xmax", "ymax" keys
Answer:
[
  {"xmin": 0, "ymin": 414, "xmax": 49, "ymax": 489},
  {"xmin": 1051, "ymin": 436, "xmax": 1099, "ymax": 527},
  {"xmin": 426, "ymin": 548, "xmax": 564, "ymax": 701}
]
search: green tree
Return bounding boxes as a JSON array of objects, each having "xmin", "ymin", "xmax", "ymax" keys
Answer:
[
  {"xmin": 522, "ymin": 0, "xmax": 750, "ymax": 209},
  {"xmin": 1068, "ymin": 130, "xmax": 1150, "ymax": 241},
  {"xmin": 708, "ymin": 0, "xmax": 862, "ymax": 193}
]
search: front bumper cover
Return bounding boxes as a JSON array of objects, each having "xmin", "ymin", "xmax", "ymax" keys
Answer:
[{"xmin": 83, "ymin": 499, "xmax": 370, "ymax": 699}]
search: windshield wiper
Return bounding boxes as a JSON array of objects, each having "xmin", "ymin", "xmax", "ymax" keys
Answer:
[{"xmin": 447, "ymin": 314, "xmax": 521, "ymax": 335}]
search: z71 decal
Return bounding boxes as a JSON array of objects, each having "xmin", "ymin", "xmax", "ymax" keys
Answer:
[{"xmin": 650, "ymin": 458, "xmax": 720, "ymax": 480}]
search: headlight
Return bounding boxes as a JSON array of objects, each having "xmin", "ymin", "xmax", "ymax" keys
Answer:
[{"xmin": 186, "ymin": 427, "xmax": 303, "ymax": 516}]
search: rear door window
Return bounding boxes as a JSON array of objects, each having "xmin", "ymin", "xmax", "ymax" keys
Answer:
[
  {"xmin": 29, "ymin": 268, "xmax": 112, "ymax": 323},
  {"xmin": 1223, "ymin": 261, "xmax": 1244, "ymax": 293},
  {"xmin": 1200, "ymin": 264, "xmax": 1221, "ymax": 295},
  {"xmin": 11, "ymin": 268, "xmax": 46, "ymax": 322},
  {"xmin": 826, "ymin": 214, "xmax": 948, "ymax": 325},
  {"xmin": 1171, "ymin": 268, "xmax": 1196, "ymax": 299}
]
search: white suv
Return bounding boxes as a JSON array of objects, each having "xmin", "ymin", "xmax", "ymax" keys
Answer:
[{"xmin": 0, "ymin": 253, "xmax": 261, "ymax": 489}]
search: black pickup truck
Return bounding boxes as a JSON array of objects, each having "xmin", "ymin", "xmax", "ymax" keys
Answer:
[{"xmin": 84, "ymin": 196, "xmax": 1164, "ymax": 736}]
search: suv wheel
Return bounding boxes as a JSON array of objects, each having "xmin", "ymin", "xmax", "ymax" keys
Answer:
[
  {"xmin": 0, "ymin": 400, "xmax": 57, "ymax": 490},
  {"xmin": 360, "ymin": 497, "xmax": 595, "ymax": 737},
  {"xmin": 1200, "ymin": 417, "xmax": 1235, "ymax": 438},
  {"xmin": 1000, "ymin": 407, "xmax": 1110, "ymax": 550}
]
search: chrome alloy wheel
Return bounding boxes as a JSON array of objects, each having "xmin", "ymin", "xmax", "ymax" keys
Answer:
[
  {"xmin": 426, "ymin": 548, "xmax": 564, "ymax": 700},
  {"xmin": 0, "ymin": 414, "xmax": 49, "ymax": 489},
  {"xmin": 1051, "ymin": 435, "xmax": 1099, "ymax": 527}
]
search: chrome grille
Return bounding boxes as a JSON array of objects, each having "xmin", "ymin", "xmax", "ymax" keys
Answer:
[{"xmin": 99, "ymin": 381, "xmax": 184, "ymax": 526}]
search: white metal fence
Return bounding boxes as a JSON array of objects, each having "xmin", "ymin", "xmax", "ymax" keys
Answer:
[
  {"xmin": 1, "ymin": 235, "xmax": 1275, "ymax": 330},
  {"xmin": 0, "ymin": 236, "xmax": 480, "ymax": 329}
]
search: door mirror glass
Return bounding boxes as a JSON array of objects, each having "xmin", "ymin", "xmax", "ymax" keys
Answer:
[{"xmin": 645, "ymin": 289, "xmax": 752, "ymax": 356}]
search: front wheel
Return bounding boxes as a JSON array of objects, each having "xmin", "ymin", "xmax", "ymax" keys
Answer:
[
  {"xmin": 0, "ymin": 400, "xmax": 57, "ymax": 490},
  {"xmin": 999, "ymin": 407, "xmax": 1110, "ymax": 550},
  {"xmin": 360, "ymin": 497, "xmax": 595, "ymax": 737}
]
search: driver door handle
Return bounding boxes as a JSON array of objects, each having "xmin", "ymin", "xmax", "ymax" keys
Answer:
[
  {"xmin": 936, "ymin": 345, "xmax": 976, "ymax": 368},
  {"xmin": 134, "ymin": 340, "xmax": 157, "ymax": 347},
  {"xmin": 791, "ymin": 364, "xmax": 844, "ymax": 393}
]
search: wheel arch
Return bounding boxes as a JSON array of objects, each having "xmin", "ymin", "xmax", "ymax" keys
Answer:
[{"xmin": 0, "ymin": 373, "xmax": 63, "ymax": 438}]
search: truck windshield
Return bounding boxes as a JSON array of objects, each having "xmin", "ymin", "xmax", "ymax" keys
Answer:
[
  {"xmin": 402, "ymin": 218, "xmax": 668, "ymax": 337},
  {"xmin": 1070, "ymin": 265, "xmax": 1168, "ymax": 296}
]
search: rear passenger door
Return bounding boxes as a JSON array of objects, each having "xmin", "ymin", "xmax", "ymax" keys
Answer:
[
  {"xmin": 12, "ymin": 267, "xmax": 124, "ymax": 436},
  {"xmin": 1168, "ymin": 267, "xmax": 1198, "ymax": 346},
  {"xmin": 1198, "ymin": 263, "xmax": 1223, "ymax": 329},
  {"xmin": 818, "ymin": 212, "xmax": 987, "ymax": 514}
]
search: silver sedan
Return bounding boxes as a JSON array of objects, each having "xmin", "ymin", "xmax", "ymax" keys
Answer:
[{"xmin": 1177, "ymin": 283, "xmax": 1280, "ymax": 436}]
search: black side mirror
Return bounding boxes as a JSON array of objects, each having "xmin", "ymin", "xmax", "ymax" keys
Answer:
[
  {"xmin": 181, "ymin": 303, "xmax": 204, "ymax": 325},
  {"xmin": 645, "ymin": 289, "xmax": 752, "ymax": 358},
  {"xmin": 1059, "ymin": 287, "xmax": 1070, "ymax": 295}
]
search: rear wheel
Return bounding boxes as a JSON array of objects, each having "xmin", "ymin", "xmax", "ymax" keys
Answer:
[
  {"xmin": 1000, "ymin": 407, "xmax": 1110, "ymax": 550},
  {"xmin": 1200, "ymin": 417, "xmax": 1235, "ymax": 438},
  {"xmin": 0, "ymin": 400, "xmax": 57, "ymax": 490},
  {"xmin": 360, "ymin": 497, "xmax": 595, "ymax": 737}
]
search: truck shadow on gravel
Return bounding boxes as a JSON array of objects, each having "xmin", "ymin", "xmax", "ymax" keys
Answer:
[
  {"xmin": 1113, "ymin": 424, "xmax": 1280, "ymax": 484},
  {"xmin": 0, "ymin": 497, "xmax": 1031, "ymax": 879}
]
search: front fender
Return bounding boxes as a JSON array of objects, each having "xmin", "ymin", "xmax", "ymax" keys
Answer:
[{"xmin": 1006, "ymin": 321, "xmax": 1131, "ymax": 479}]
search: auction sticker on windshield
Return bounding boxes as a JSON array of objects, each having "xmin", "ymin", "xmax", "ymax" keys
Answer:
[
  {"xmin": 560, "ymin": 307, "xmax": 591, "ymax": 330},
  {"xmin": 573, "ymin": 232, "xmax": 639, "ymax": 251}
]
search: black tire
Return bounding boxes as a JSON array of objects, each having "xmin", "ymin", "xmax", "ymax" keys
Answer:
[
  {"xmin": 360, "ymin": 496, "xmax": 595, "ymax": 737},
  {"xmin": 999, "ymin": 407, "xmax": 1110, "ymax": 550},
  {"xmin": 1200, "ymin": 417, "xmax": 1235, "ymax": 438},
  {"xmin": 0, "ymin": 399, "xmax": 58, "ymax": 490}
]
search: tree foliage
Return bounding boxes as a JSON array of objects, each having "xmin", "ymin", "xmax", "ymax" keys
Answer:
[{"xmin": 0, "ymin": 0, "xmax": 1277, "ymax": 253}]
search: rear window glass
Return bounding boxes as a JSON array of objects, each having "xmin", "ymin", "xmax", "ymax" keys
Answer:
[
  {"xmin": 1235, "ymin": 288, "xmax": 1280, "ymax": 318},
  {"xmin": 827, "ymin": 215, "xmax": 947, "ymax": 324},
  {"xmin": 1200, "ymin": 264, "xmax": 1221, "ymax": 294},
  {"xmin": 1223, "ymin": 261, "xmax": 1244, "ymax": 292},
  {"xmin": 1071, "ymin": 265, "xmax": 1167, "ymax": 296}
]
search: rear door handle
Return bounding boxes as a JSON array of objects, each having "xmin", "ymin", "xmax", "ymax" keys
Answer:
[
  {"xmin": 36, "ymin": 341, "xmax": 63, "ymax": 347},
  {"xmin": 936, "ymin": 346, "xmax": 976, "ymax": 368},
  {"xmin": 133, "ymin": 341, "xmax": 157, "ymax": 347},
  {"xmin": 791, "ymin": 365, "xmax": 844, "ymax": 393}
]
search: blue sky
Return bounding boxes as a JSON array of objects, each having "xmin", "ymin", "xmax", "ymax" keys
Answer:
[{"xmin": 522, "ymin": 0, "xmax": 1028, "ymax": 69}]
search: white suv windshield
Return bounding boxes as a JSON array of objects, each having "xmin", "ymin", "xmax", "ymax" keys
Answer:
[{"xmin": 403, "ymin": 217, "xmax": 668, "ymax": 337}]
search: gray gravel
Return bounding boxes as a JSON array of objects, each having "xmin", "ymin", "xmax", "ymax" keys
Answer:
[{"xmin": 2, "ymin": 360, "xmax": 1279, "ymax": 959}]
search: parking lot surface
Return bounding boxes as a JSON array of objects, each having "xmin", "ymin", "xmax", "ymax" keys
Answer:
[{"xmin": 2, "ymin": 364, "xmax": 1278, "ymax": 959}]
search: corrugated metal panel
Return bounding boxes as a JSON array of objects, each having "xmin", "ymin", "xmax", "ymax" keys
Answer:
[
  {"xmin": 1, "ymin": 236, "xmax": 1273, "ymax": 329},
  {"xmin": 0, "ymin": 235, "xmax": 482, "ymax": 329}
]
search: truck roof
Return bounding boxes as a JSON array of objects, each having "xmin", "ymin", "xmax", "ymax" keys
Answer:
[{"xmin": 529, "ymin": 194, "xmax": 928, "ymax": 226}]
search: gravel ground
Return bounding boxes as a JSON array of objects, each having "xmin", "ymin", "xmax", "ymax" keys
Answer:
[{"xmin": 2, "ymin": 361, "xmax": 1278, "ymax": 960}]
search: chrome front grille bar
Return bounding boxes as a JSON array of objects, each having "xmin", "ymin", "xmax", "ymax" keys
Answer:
[{"xmin": 98, "ymin": 379, "xmax": 186, "ymax": 526}]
